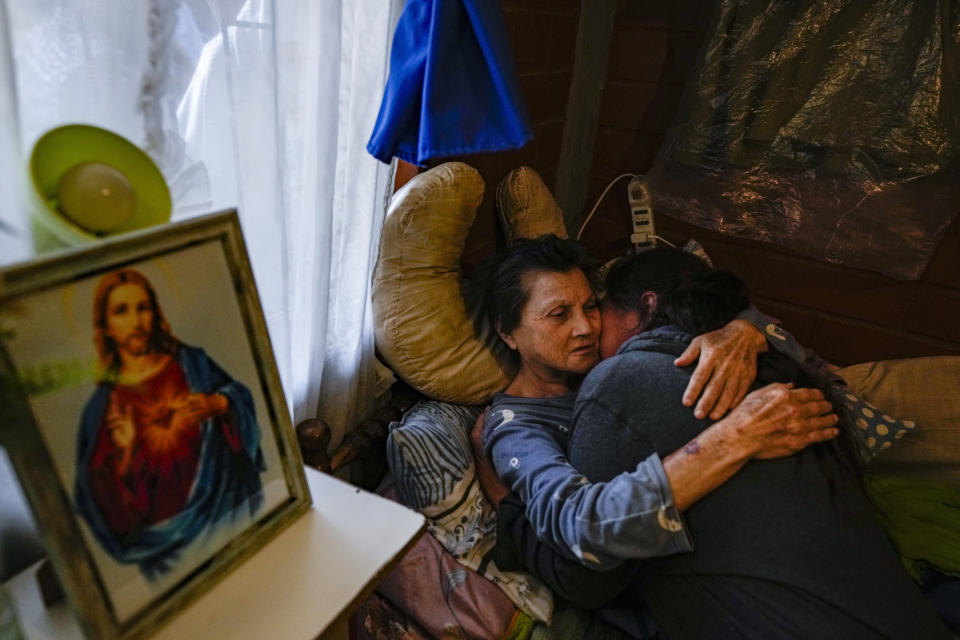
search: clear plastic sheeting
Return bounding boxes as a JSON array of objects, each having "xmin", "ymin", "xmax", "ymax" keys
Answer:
[{"xmin": 646, "ymin": 0, "xmax": 960, "ymax": 280}]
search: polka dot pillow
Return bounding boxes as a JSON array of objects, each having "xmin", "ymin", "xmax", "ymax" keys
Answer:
[
  {"xmin": 835, "ymin": 356, "xmax": 960, "ymax": 483},
  {"xmin": 837, "ymin": 389, "xmax": 916, "ymax": 463}
]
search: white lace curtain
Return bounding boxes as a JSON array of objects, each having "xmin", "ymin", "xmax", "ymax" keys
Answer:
[{"xmin": 0, "ymin": 0, "xmax": 401, "ymax": 444}]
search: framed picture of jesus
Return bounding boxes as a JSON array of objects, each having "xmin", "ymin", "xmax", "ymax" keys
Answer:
[{"xmin": 0, "ymin": 210, "xmax": 311, "ymax": 640}]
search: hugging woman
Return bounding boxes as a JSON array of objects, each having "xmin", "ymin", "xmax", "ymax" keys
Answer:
[{"xmin": 476, "ymin": 236, "xmax": 947, "ymax": 639}]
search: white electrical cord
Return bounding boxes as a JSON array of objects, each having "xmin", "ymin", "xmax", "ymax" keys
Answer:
[
  {"xmin": 649, "ymin": 234, "xmax": 677, "ymax": 248},
  {"xmin": 576, "ymin": 172, "xmax": 679, "ymax": 249},
  {"xmin": 576, "ymin": 173, "xmax": 638, "ymax": 240}
]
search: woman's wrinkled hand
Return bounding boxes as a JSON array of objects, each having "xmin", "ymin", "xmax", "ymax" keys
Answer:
[
  {"xmin": 675, "ymin": 319, "xmax": 766, "ymax": 420},
  {"xmin": 720, "ymin": 382, "xmax": 840, "ymax": 459}
]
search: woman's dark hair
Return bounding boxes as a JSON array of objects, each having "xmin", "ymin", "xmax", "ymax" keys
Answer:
[
  {"xmin": 475, "ymin": 234, "xmax": 595, "ymax": 336},
  {"xmin": 603, "ymin": 248, "xmax": 741, "ymax": 335},
  {"xmin": 653, "ymin": 269, "xmax": 752, "ymax": 335},
  {"xmin": 605, "ymin": 247, "xmax": 862, "ymax": 486}
]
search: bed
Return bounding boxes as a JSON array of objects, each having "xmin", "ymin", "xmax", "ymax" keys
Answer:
[
  {"xmin": 2, "ymin": 162, "xmax": 955, "ymax": 637},
  {"xmin": 296, "ymin": 162, "xmax": 960, "ymax": 638}
]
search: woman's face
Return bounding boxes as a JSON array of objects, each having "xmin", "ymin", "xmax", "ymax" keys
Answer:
[
  {"xmin": 599, "ymin": 298, "xmax": 642, "ymax": 359},
  {"xmin": 501, "ymin": 268, "xmax": 601, "ymax": 382}
]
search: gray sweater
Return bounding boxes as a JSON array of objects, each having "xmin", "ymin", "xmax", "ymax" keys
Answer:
[{"xmin": 569, "ymin": 326, "xmax": 948, "ymax": 639}]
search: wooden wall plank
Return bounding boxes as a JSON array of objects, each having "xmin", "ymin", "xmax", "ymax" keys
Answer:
[{"xmin": 654, "ymin": 214, "xmax": 960, "ymax": 364}]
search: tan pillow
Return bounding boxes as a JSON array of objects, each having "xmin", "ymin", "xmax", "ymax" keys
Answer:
[
  {"xmin": 496, "ymin": 166, "xmax": 568, "ymax": 244},
  {"xmin": 838, "ymin": 356, "xmax": 960, "ymax": 482},
  {"xmin": 373, "ymin": 162, "xmax": 510, "ymax": 404}
]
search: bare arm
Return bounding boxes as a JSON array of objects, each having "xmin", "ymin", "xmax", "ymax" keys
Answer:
[
  {"xmin": 664, "ymin": 383, "xmax": 839, "ymax": 511},
  {"xmin": 676, "ymin": 307, "xmax": 820, "ymax": 421},
  {"xmin": 470, "ymin": 408, "xmax": 509, "ymax": 508},
  {"xmin": 673, "ymin": 313, "xmax": 906, "ymax": 463}
]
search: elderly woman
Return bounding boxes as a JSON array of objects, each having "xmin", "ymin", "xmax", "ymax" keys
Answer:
[
  {"xmin": 478, "ymin": 235, "xmax": 838, "ymax": 570},
  {"xmin": 479, "ymin": 237, "xmax": 948, "ymax": 638}
]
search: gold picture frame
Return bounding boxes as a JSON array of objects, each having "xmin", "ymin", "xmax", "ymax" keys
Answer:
[{"xmin": 0, "ymin": 210, "xmax": 311, "ymax": 639}]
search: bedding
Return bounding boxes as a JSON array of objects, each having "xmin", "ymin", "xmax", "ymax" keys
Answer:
[
  {"xmin": 865, "ymin": 474, "xmax": 960, "ymax": 581},
  {"xmin": 386, "ymin": 400, "xmax": 553, "ymax": 622},
  {"xmin": 837, "ymin": 356, "xmax": 960, "ymax": 483},
  {"xmin": 354, "ymin": 592, "xmax": 432, "ymax": 640},
  {"xmin": 838, "ymin": 355, "xmax": 960, "ymax": 628},
  {"xmin": 366, "ymin": 484, "xmax": 628, "ymax": 640},
  {"xmin": 371, "ymin": 483, "xmax": 534, "ymax": 639},
  {"xmin": 387, "ymin": 401, "xmax": 483, "ymax": 512}
]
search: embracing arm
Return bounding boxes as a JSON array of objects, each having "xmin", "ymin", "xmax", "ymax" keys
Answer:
[
  {"xmin": 483, "ymin": 407, "xmax": 693, "ymax": 569},
  {"xmin": 675, "ymin": 307, "xmax": 819, "ymax": 420},
  {"xmin": 674, "ymin": 310, "xmax": 904, "ymax": 462},
  {"xmin": 494, "ymin": 491, "xmax": 638, "ymax": 608},
  {"xmin": 472, "ymin": 412, "xmax": 637, "ymax": 604},
  {"xmin": 663, "ymin": 382, "xmax": 838, "ymax": 511},
  {"xmin": 482, "ymin": 380, "xmax": 838, "ymax": 568}
]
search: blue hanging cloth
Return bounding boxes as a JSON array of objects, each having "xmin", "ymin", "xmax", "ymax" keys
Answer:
[{"xmin": 367, "ymin": 0, "xmax": 533, "ymax": 166}]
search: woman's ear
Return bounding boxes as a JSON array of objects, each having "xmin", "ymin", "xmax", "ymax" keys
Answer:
[
  {"xmin": 497, "ymin": 327, "xmax": 518, "ymax": 351},
  {"xmin": 638, "ymin": 291, "xmax": 658, "ymax": 328}
]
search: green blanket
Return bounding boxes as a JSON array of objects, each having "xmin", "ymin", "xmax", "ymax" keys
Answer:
[{"xmin": 866, "ymin": 474, "xmax": 960, "ymax": 581}]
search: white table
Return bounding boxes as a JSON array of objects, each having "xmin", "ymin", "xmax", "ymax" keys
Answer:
[{"xmin": 6, "ymin": 467, "xmax": 425, "ymax": 639}]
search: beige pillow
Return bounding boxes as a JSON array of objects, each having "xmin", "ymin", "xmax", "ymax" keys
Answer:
[
  {"xmin": 496, "ymin": 166, "xmax": 568, "ymax": 244},
  {"xmin": 838, "ymin": 356, "xmax": 960, "ymax": 482},
  {"xmin": 373, "ymin": 162, "xmax": 510, "ymax": 404}
]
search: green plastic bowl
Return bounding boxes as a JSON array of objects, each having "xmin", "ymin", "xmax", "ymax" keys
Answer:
[{"xmin": 29, "ymin": 124, "xmax": 172, "ymax": 247}]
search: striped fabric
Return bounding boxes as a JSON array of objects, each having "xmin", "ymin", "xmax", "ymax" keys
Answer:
[
  {"xmin": 386, "ymin": 401, "xmax": 482, "ymax": 511},
  {"xmin": 386, "ymin": 399, "xmax": 555, "ymax": 622}
]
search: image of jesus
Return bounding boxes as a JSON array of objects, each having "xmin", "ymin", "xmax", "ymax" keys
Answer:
[{"xmin": 73, "ymin": 268, "xmax": 266, "ymax": 577}]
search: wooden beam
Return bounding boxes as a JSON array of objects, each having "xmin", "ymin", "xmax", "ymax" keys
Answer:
[{"xmin": 554, "ymin": 1, "xmax": 617, "ymax": 230}]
